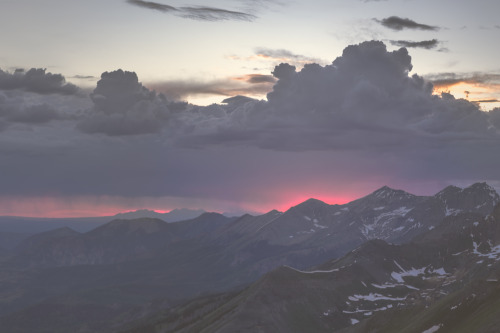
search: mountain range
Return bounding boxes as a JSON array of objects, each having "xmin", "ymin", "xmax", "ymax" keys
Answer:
[{"xmin": 0, "ymin": 182, "xmax": 499, "ymax": 332}]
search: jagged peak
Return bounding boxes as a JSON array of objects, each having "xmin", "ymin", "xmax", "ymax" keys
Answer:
[
  {"xmin": 466, "ymin": 182, "xmax": 498, "ymax": 194},
  {"xmin": 371, "ymin": 186, "xmax": 414, "ymax": 199},
  {"xmin": 291, "ymin": 198, "xmax": 329, "ymax": 210},
  {"xmin": 435, "ymin": 185, "xmax": 462, "ymax": 198},
  {"xmin": 436, "ymin": 182, "xmax": 499, "ymax": 200}
]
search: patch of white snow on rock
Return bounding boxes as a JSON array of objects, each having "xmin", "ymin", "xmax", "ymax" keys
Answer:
[{"xmin": 422, "ymin": 324, "xmax": 442, "ymax": 333}]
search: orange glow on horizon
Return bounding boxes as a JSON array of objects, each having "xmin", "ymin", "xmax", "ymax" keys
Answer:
[{"xmin": 433, "ymin": 82, "xmax": 500, "ymax": 110}]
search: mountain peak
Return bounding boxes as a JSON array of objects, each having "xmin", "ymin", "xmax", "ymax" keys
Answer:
[
  {"xmin": 435, "ymin": 185, "xmax": 462, "ymax": 199},
  {"xmin": 372, "ymin": 185, "xmax": 413, "ymax": 200},
  {"xmin": 292, "ymin": 198, "xmax": 329, "ymax": 210}
]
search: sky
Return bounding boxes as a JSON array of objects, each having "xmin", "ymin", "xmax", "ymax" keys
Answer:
[{"xmin": 1, "ymin": 0, "xmax": 500, "ymax": 217}]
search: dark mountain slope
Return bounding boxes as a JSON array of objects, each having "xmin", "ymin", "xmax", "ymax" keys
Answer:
[{"xmin": 121, "ymin": 203, "xmax": 500, "ymax": 333}]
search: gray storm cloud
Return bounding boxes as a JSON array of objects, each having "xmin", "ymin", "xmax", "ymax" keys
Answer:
[
  {"xmin": 173, "ymin": 41, "xmax": 497, "ymax": 153},
  {"xmin": 1, "ymin": 41, "xmax": 500, "ymax": 202},
  {"xmin": 0, "ymin": 68, "xmax": 79, "ymax": 95},
  {"xmin": 77, "ymin": 70, "xmax": 171, "ymax": 136}
]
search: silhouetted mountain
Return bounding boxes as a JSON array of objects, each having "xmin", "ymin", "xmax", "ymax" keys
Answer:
[
  {"xmin": 11, "ymin": 214, "xmax": 234, "ymax": 267},
  {"xmin": 0, "ymin": 208, "xmax": 207, "ymax": 234},
  {"xmin": 113, "ymin": 208, "xmax": 206, "ymax": 222}
]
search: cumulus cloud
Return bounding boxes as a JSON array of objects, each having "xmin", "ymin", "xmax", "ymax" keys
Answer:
[
  {"xmin": 77, "ymin": 70, "xmax": 171, "ymax": 136},
  {"xmin": 376, "ymin": 16, "xmax": 439, "ymax": 31},
  {"xmin": 390, "ymin": 39, "xmax": 441, "ymax": 50},
  {"xmin": 0, "ymin": 68, "xmax": 79, "ymax": 95},
  {"xmin": 126, "ymin": 0, "xmax": 256, "ymax": 21},
  {"xmin": 170, "ymin": 41, "xmax": 499, "ymax": 153}
]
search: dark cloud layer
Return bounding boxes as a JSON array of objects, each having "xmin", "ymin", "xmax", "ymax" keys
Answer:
[
  {"xmin": 0, "ymin": 68, "xmax": 79, "ymax": 95},
  {"xmin": 390, "ymin": 39, "xmax": 440, "ymax": 49},
  {"xmin": 2, "ymin": 41, "xmax": 500, "ymax": 210},
  {"xmin": 377, "ymin": 16, "xmax": 439, "ymax": 31},
  {"xmin": 126, "ymin": 0, "xmax": 256, "ymax": 21}
]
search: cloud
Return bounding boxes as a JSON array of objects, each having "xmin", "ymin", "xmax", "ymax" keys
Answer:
[
  {"xmin": 77, "ymin": 69, "xmax": 171, "ymax": 136},
  {"xmin": 233, "ymin": 74, "xmax": 276, "ymax": 84},
  {"xmin": 425, "ymin": 72, "xmax": 500, "ymax": 89},
  {"xmin": 179, "ymin": 6, "xmax": 256, "ymax": 21},
  {"xmin": 254, "ymin": 48, "xmax": 325, "ymax": 65},
  {"xmin": 171, "ymin": 41, "xmax": 499, "ymax": 153},
  {"xmin": 390, "ymin": 39, "xmax": 441, "ymax": 49},
  {"xmin": 376, "ymin": 16, "xmax": 439, "ymax": 31},
  {"xmin": 71, "ymin": 75, "xmax": 97, "ymax": 80},
  {"xmin": 0, "ymin": 68, "xmax": 79, "ymax": 95},
  {"xmin": 146, "ymin": 74, "xmax": 275, "ymax": 101},
  {"xmin": 3, "ymin": 41, "xmax": 500, "ymax": 215},
  {"xmin": 126, "ymin": 0, "xmax": 256, "ymax": 21},
  {"xmin": 126, "ymin": 0, "xmax": 177, "ymax": 12},
  {"xmin": 0, "ymin": 102, "xmax": 63, "ymax": 124}
]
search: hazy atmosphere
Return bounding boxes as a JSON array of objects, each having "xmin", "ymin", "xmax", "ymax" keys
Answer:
[{"xmin": 1, "ymin": 0, "xmax": 500, "ymax": 217}]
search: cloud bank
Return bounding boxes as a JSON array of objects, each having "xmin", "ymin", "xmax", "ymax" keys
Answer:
[{"xmin": 1, "ymin": 41, "xmax": 500, "ymax": 215}]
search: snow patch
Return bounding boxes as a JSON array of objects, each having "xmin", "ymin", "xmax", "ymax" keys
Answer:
[
  {"xmin": 445, "ymin": 207, "xmax": 462, "ymax": 216},
  {"xmin": 350, "ymin": 318, "xmax": 359, "ymax": 325},
  {"xmin": 422, "ymin": 324, "xmax": 442, "ymax": 333},
  {"xmin": 374, "ymin": 206, "xmax": 385, "ymax": 211},
  {"xmin": 391, "ymin": 262, "xmax": 447, "ymax": 283},
  {"xmin": 348, "ymin": 293, "xmax": 406, "ymax": 302},
  {"xmin": 473, "ymin": 241, "xmax": 500, "ymax": 260},
  {"xmin": 473, "ymin": 221, "xmax": 479, "ymax": 227}
]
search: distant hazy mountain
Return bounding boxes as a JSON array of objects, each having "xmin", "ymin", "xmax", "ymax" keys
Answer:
[
  {"xmin": 0, "ymin": 182, "xmax": 499, "ymax": 333},
  {"xmin": 0, "ymin": 208, "xmax": 207, "ymax": 236},
  {"xmin": 112, "ymin": 208, "xmax": 206, "ymax": 222}
]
